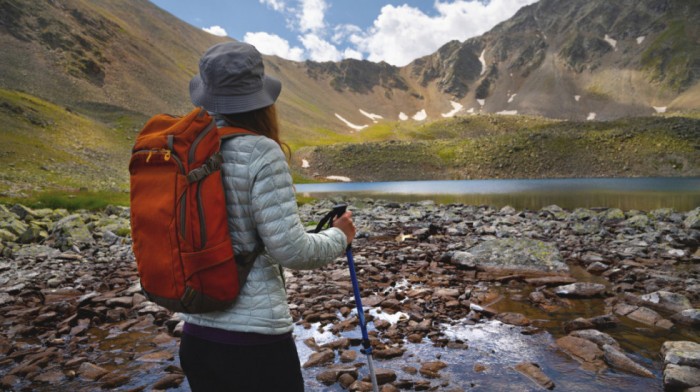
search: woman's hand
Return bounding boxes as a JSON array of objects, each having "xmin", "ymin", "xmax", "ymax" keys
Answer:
[{"xmin": 332, "ymin": 211, "xmax": 356, "ymax": 245}]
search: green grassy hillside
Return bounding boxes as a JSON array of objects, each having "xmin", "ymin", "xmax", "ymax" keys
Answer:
[
  {"xmin": 295, "ymin": 113, "xmax": 700, "ymax": 181},
  {"xmin": 0, "ymin": 89, "xmax": 134, "ymax": 196}
]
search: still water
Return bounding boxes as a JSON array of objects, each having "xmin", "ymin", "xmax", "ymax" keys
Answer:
[{"xmin": 296, "ymin": 177, "xmax": 700, "ymax": 211}]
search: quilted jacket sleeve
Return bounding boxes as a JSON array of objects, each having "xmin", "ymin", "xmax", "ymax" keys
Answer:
[{"xmin": 247, "ymin": 137, "xmax": 347, "ymax": 269}]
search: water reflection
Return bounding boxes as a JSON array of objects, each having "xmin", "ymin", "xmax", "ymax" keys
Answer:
[{"xmin": 296, "ymin": 177, "xmax": 700, "ymax": 211}]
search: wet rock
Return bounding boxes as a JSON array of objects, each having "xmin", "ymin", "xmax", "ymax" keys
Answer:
[
  {"xmin": 636, "ymin": 291, "xmax": 692, "ymax": 314},
  {"xmin": 497, "ymin": 312, "xmax": 531, "ymax": 326},
  {"xmin": 555, "ymin": 336, "xmax": 605, "ymax": 371},
  {"xmin": 602, "ymin": 344, "xmax": 654, "ymax": 377},
  {"xmin": 338, "ymin": 372, "xmax": 356, "ymax": 389},
  {"xmin": 136, "ymin": 351, "xmax": 174, "ymax": 363},
  {"xmin": 317, "ymin": 364, "xmax": 359, "ymax": 385},
  {"xmin": 78, "ymin": 362, "xmax": 108, "ymax": 380},
  {"xmin": 362, "ymin": 368, "xmax": 396, "ymax": 385},
  {"xmin": 151, "ymin": 374, "xmax": 185, "ymax": 390},
  {"xmin": 303, "ymin": 349, "xmax": 334, "ymax": 368},
  {"xmin": 663, "ymin": 364, "xmax": 700, "ymax": 390},
  {"xmin": 626, "ymin": 307, "xmax": 672, "ymax": 328},
  {"xmin": 586, "ymin": 262, "xmax": 609, "ymax": 273},
  {"xmin": 671, "ymin": 309, "xmax": 700, "ymax": 327},
  {"xmin": 349, "ymin": 380, "xmax": 375, "ymax": 391},
  {"xmin": 524, "ymin": 276, "xmax": 577, "ymax": 286},
  {"xmin": 341, "ymin": 350, "xmax": 358, "ymax": 363},
  {"xmin": 419, "ymin": 361, "xmax": 447, "ymax": 378},
  {"xmin": 374, "ymin": 347, "xmax": 405, "ymax": 359},
  {"xmin": 99, "ymin": 372, "xmax": 131, "ymax": 389},
  {"xmin": 514, "ymin": 362, "xmax": 554, "ymax": 390},
  {"xmin": 570, "ymin": 329, "xmax": 620, "ymax": 350},
  {"xmin": 555, "ymin": 282, "xmax": 606, "ymax": 297},
  {"xmin": 661, "ymin": 341, "xmax": 700, "ymax": 368}
]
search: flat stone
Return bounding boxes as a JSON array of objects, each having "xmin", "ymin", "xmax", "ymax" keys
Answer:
[
  {"xmin": 373, "ymin": 347, "xmax": 405, "ymax": 359},
  {"xmin": 34, "ymin": 370, "xmax": 64, "ymax": 383},
  {"xmin": 303, "ymin": 349, "xmax": 334, "ymax": 368},
  {"xmin": 419, "ymin": 361, "xmax": 447, "ymax": 378},
  {"xmin": 555, "ymin": 282, "xmax": 606, "ymax": 297},
  {"xmin": 671, "ymin": 309, "xmax": 700, "ymax": 327},
  {"xmin": 136, "ymin": 351, "xmax": 174, "ymax": 363},
  {"xmin": 638, "ymin": 291, "xmax": 692, "ymax": 314},
  {"xmin": 602, "ymin": 344, "xmax": 654, "ymax": 378},
  {"xmin": 78, "ymin": 362, "xmax": 108, "ymax": 380},
  {"xmin": 570, "ymin": 329, "xmax": 620, "ymax": 350},
  {"xmin": 661, "ymin": 341, "xmax": 700, "ymax": 368},
  {"xmin": 151, "ymin": 374, "xmax": 185, "ymax": 390},
  {"xmin": 556, "ymin": 336, "xmax": 604, "ymax": 369},
  {"xmin": 100, "ymin": 373, "xmax": 131, "ymax": 389},
  {"xmin": 664, "ymin": 364, "xmax": 700, "ymax": 390},
  {"xmin": 362, "ymin": 368, "xmax": 396, "ymax": 385},
  {"xmin": 514, "ymin": 362, "xmax": 555, "ymax": 390},
  {"xmin": 627, "ymin": 307, "xmax": 664, "ymax": 327},
  {"xmin": 497, "ymin": 312, "xmax": 531, "ymax": 326},
  {"xmin": 340, "ymin": 350, "xmax": 358, "ymax": 363}
]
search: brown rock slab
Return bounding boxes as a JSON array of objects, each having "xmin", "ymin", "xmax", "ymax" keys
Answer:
[
  {"xmin": 374, "ymin": 347, "xmax": 405, "ymax": 359},
  {"xmin": 497, "ymin": 312, "xmax": 531, "ymax": 326},
  {"xmin": 338, "ymin": 372, "xmax": 356, "ymax": 389},
  {"xmin": 555, "ymin": 282, "xmax": 606, "ymax": 297},
  {"xmin": 602, "ymin": 344, "xmax": 654, "ymax": 378},
  {"xmin": 663, "ymin": 364, "xmax": 700, "ymax": 390},
  {"xmin": 362, "ymin": 368, "xmax": 397, "ymax": 385},
  {"xmin": 525, "ymin": 276, "xmax": 577, "ymax": 286},
  {"xmin": 78, "ymin": 362, "xmax": 108, "ymax": 380},
  {"xmin": 340, "ymin": 350, "xmax": 358, "ymax": 363},
  {"xmin": 100, "ymin": 372, "xmax": 132, "ymax": 389},
  {"xmin": 420, "ymin": 361, "xmax": 447, "ymax": 378},
  {"xmin": 350, "ymin": 380, "xmax": 376, "ymax": 391},
  {"xmin": 34, "ymin": 370, "xmax": 64, "ymax": 383},
  {"xmin": 151, "ymin": 374, "xmax": 185, "ymax": 390},
  {"xmin": 303, "ymin": 349, "xmax": 334, "ymax": 368},
  {"xmin": 136, "ymin": 351, "xmax": 174, "ymax": 363},
  {"xmin": 555, "ymin": 336, "xmax": 605, "ymax": 371},
  {"xmin": 514, "ymin": 362, "xmax": 555, "ymax": 390}
]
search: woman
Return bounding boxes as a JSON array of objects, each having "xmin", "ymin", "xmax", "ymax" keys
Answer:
[{"xmin": 178, "ymin": 41, "xmax": 355, "ymax": 391}]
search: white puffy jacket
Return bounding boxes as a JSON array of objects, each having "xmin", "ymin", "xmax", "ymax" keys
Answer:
[{"xmin": 179, "ymin": 133, "xmax": 347, "ymax": 334}]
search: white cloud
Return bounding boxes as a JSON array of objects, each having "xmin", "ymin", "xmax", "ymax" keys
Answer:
[
  {"xmin": 352, "ymin": 0, "xmax": 539, "ymax": 66},
  {"xmin": 299, "ymin": 33, "xmax": 341, "ymax": 62},
  {"xmin": 298, "ymin": 0, "xmax": 328, "ymax": 33},
  {"xmin": 332, "ymin": 24, "xmax": 362, "ymax": 44},
  {"xmin": 343, "ymin": 48, "xmax": 363, "ymax": 60},
  {"xmin": 244, "ymin": 32, "xmax": 305, "ymax": 61},
  {"xmin": 202, "ymin": 25, "xmax": 227, "ymax": 37},
  {"xmin": 260, "ymin": 0, "xmax": 286, "ymax": 12}
]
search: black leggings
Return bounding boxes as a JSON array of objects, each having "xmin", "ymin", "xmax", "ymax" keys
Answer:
[{"xmin": 179, "ymin": 333, "xmax": 305, "ymax": 392}]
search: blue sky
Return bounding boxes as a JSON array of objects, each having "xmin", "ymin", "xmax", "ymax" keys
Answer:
[{"xmin": 150, "ymin": 0, "xmax": 538, "ymax": 66}]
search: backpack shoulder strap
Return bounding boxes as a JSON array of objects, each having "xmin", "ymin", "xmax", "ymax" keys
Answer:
[{"xmin": 217, "ymin": 126, "xmax": 258, "ymax": 140}]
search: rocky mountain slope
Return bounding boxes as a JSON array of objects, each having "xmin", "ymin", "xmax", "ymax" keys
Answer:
[{"xmin": 0, "ymin": 0, "xmax": 698, "ymax": 191}]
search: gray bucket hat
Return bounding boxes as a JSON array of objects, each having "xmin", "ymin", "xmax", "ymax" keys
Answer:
[{"xmin": 189, "ymin": 41, "xmax": 282, "ymax": 114}]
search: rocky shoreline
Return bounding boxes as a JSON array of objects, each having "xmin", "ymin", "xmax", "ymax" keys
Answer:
[{"xmin": 0, "ymin": 200, "xmax": 698, "ymax": 391}]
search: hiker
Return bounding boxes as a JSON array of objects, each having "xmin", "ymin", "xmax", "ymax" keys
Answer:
[{"xmin": 177, "ymin": 41, "xmax": 356, "ymax": 391}]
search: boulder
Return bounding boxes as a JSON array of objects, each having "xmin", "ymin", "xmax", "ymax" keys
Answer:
[
  {"xmin": 661, "ymin": 341, "xmax": 700, "ymax": 368},
  {"xmin": 570, "ymin": 329, "xmax": 620, "ymax": 350},
  {"xmin": 51, "ymin": 214, "xmax": 95, "ymax": 250},
  {"xmin": 684, "ymin": 207, "xmax": 700, "ymax": 229},
  {"xmin": 453, "ymin": 238, "xmax": 568, "ymax": 277},
  {"xmin": 664, "ymin": 364, "xmax": 700, "ymax": 390},
  {"xmin": 671, "ymin": 309, "xmax": 700, "ymax": 327},
  {"xmin": 639, "ymin": 291, "xmax": 692, "ymax": 314}
]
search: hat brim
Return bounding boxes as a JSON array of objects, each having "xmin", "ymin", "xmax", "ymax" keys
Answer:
[{"xmin": 189, "ymin": 74, "xmax": 282, "ymax": 114}]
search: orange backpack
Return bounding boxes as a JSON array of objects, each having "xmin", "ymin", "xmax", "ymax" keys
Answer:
[{"xmin": 129, "ymin": 107, "xmax": 253, "ymax": 313}]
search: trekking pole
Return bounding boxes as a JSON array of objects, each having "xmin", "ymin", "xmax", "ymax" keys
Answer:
[{"xmin": 314, "ymin": 204, "xmax": 379, "ymax": 392}]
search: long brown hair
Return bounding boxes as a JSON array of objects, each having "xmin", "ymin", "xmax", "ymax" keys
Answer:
[{"xmin": 221, "ymin": 104, "xmax": 291, "ymax": 159}]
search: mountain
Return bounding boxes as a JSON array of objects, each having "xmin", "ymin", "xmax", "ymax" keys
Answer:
[{"xmin": 0, "ymin": 0, "xmax": 698, "ymax": 192}]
